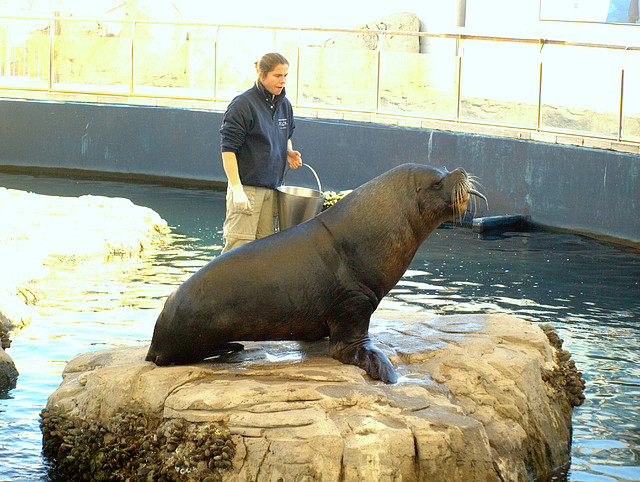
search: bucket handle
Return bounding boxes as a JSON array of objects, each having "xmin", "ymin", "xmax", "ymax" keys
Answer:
[{"xmin": 282, "ymin": 163, "xmax": 322, "ymax": 192}]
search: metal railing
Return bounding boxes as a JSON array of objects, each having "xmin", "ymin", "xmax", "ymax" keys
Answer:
[{"xmin": 1, "ymin": 16, "xmax": 639, "ymax": 143}]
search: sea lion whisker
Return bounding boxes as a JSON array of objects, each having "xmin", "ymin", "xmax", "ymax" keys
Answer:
[
  {"xmin": 465, "ymin": 175, "xmax": 489, "ymax": 210},
  {"xmin": 469, "ymin": 192, "xmax": 480, "ymax": 218},
  {"xmin": 468, "ymin": 188, "xmax": 489, "ymax": 210},
  {"xmin": 450, "ymin": 181, "xmax": 466, "ymax": 222},
  {"xmin": 467, "ymin": 174, "xmax": 482, "ymax": 188},
  {"xmin": 451, "ymin": 184, "xmax": 459, "ymax": 218}
]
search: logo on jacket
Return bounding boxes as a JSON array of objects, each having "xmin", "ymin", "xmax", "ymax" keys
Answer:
[{"xmin": 278, "ymin": 118, "xmax": 288, "ymax": 129}]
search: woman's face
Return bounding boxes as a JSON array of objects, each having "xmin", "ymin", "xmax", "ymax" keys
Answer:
[{"xmin": 259, "ymin": 63, "xmax": 289, "ymax": 96}]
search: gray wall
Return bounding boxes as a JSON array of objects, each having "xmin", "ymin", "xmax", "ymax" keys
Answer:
[
  {"xmin": 1, "ymin": 98, "xmax": 638, "ymax": 245},
  {"xmin": 426, "ymin": 130, "xmax": 640, "ymax": 244}
]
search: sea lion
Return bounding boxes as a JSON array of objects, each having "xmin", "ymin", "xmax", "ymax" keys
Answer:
[{"xmin": 146, "ymin": 163, "xmax": 486, "ymax": 383}]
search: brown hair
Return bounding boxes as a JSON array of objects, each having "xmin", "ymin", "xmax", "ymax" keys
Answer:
[{"xmin": 255, "ymin": 52, "xmax": 289, "ymax": 77}]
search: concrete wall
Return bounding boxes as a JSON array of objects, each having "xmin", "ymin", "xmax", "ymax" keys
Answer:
[
  {"xmin": 0, "ymin": 98, "xmax": 638, "ymax": 245},
  {"xmin": 0, "ymin": 99, "xmax": 220, "ymax": 184},
  {"xmin": 426, "ymin": 130, "xmax": 639, "ymax": 244}
]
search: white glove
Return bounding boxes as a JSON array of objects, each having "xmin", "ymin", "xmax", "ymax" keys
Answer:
[{"xmin": 231, "ymin": 184, "xmax": 252, "ymax": 211}]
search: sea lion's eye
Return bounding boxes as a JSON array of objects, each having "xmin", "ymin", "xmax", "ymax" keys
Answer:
[{"xmin": 432, "ymin": 181, "xmax": 442, "ymax": 190}]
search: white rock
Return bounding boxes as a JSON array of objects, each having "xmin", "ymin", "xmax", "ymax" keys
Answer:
[{"xmin": 0, "ymin": 187, "xmax": 169, "ymax": 331}]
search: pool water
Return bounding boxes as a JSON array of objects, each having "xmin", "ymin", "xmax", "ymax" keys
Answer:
[{"xmin": 0, "ymin": 173, "xmax": 638, "ymax": 481}]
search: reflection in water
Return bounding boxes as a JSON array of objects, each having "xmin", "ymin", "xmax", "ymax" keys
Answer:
[{"xmin": 0, "ymin": 174, "xmax": 638, "ymax": 480}]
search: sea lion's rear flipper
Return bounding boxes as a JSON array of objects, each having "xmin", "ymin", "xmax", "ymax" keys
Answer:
[{"xmin": 204, "ymin": 342, "xmax": 245, "ymax": 360}]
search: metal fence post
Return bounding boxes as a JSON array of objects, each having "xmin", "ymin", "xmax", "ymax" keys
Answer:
[
  {"xmin": 375, "ymin": 30, "xmax": 386, "ymax": 114},
  {"xmin": 618, "ymin": 47, "xmax": 628, "ymax": 142},
  {"xmin": 130, "ymin": 20, "xmax": 135, "ymax": 96},
  {"xmin": 537, "ymin": 39, "xmax": 545, "ymax": 132},
  {"xmin": 456, "ymin": 35, "xmax": 462, "ymax": 122},
  {"xmin": 213, "ymin": 25, "xmax": 219, "ymax": 102},
  {"xmin": 295, "ymin": 28, "xmax": 302, "ymax": 107},
  {"xmin": 48, "ymin": 18, "xmax": 54, "ymax": 90}
]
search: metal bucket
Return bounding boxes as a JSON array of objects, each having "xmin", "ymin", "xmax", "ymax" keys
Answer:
[{"xmin": 277, "ymin": 164, "xmax": 325, "ymax": 231}]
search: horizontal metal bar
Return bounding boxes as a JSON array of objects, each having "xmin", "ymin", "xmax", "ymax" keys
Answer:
[{"xmin": 2, "ymin": 15, "xmax": 639, "ymax": 51}]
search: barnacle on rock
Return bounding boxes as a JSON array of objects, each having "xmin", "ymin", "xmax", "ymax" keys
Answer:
[
  {"xmin": 1, "ymin": 330, "xmax": 10, "ymax": 349},
  {"xmin": 539, "ymin": 324, "xmax": 586, "ymax": 407},
  {"xmin": 40, "ymin": 408, "xmax": 234, "ymax": 481}
]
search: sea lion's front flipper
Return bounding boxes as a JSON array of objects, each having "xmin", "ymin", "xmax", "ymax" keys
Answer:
[{"xmin": 330, "ymin": 337, "xmax": 397, "ymax": 384}]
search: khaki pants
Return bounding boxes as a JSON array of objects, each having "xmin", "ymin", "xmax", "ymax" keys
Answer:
[{"xmin": 222, "ymin": 185, "xmax": 278, "ymax": 254}]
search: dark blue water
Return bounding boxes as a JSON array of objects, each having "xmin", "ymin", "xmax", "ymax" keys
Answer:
[{"xmin": 0, "ymin": 173, "xmax": 638, "ymax": 481}]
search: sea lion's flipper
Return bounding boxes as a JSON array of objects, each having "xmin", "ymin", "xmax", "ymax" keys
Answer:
[
  {"xmin": 327, "ymin": 293, "xmax": 397, "ymax": 383},
  {"xmin": 145, "ymin": 345, "xmax": 165, "ymax": 365},
  {"xmin": 330, "ymin": 337, "xmax": 397, "ymax": 384},
  {"xmin": 203, "ymin": 342, "xmax": 245, "ymax": 359}
]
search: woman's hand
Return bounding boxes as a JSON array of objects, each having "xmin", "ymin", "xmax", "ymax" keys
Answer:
[
  {"xmin": 287, "ymin": 150, "xmax": 302, "ymax": 169},
  {"xmin": 231, "ymin": 184, "xmax": 252, "ymax": 211}
]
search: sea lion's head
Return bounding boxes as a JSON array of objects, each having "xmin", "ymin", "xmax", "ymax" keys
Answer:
[{"xmin": 415, "ymin": 165, "xmax": 488, "ymax": 223}]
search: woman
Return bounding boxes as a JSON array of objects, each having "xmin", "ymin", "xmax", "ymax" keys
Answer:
[{"xmin": 219, "ymin": 52, "xmax": 302, "ymax": 254}]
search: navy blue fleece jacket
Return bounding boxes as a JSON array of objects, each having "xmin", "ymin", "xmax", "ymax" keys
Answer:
[{"xmin": 219, "ymin": 82, "xmax": 295, "ymax": 189}]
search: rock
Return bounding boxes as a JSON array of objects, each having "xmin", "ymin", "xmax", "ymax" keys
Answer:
[
  {"xmin": 0, "ymin": 328, "xmax": 10, "ymax": 350},
  {"xmin": 41, "ymin": 312, "xmax": 584, "ymax": 481},
  {"xmin": 0, "ymin": 346, "xmax": 18, "ymax": 390},
  {"xmin": 0, "ymin": 290, "xmax": 34, "ymax": 333},
  {"xmin": 0, "ymin": 188, "xmax": 169, "ymax": 261},
  {"xmin": 0, "ymin": 322, "xmax": 15, "ymax": 389},
  {"xmin": 0, "ymin": 187, "xmax": 170, "ymax": 332},
  {"xmin": 325, "ymin": 12, "xmax": 421, "ymax": 53}
]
